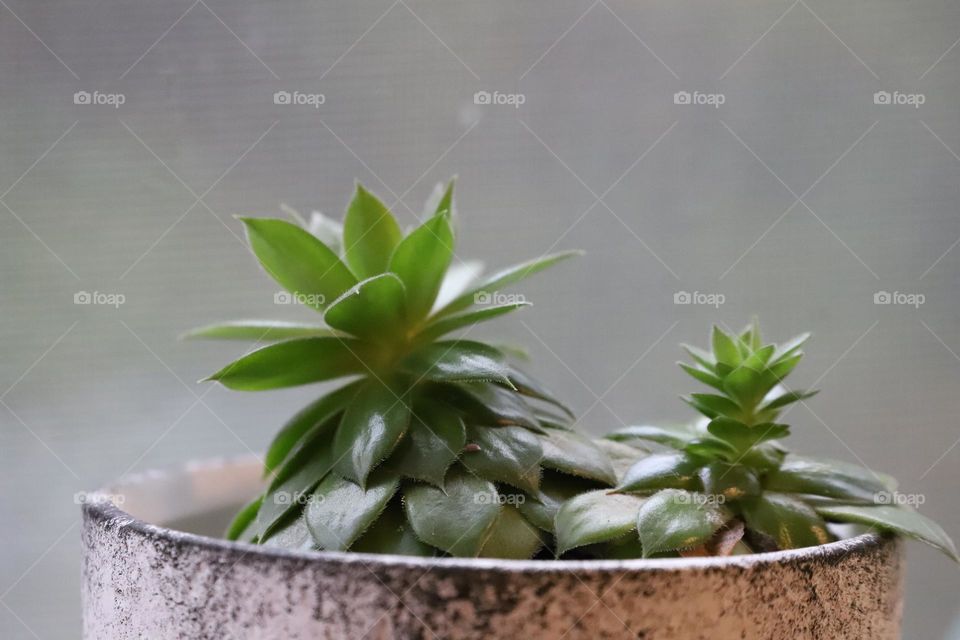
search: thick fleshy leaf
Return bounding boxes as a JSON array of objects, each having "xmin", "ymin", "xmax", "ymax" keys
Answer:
[
  {"xmin": 225, "ymin": 496, "xmax": 262, "ymax": 542},
  {"xmin": 438, "ymin": 251, "xmax": 582, "ymax": 316},
  {"xmin": 766, "ymin": 455, "xmax": 895, "ymax": 503},
  {"xmin": 678, "ymin": 362, "xmax": 724, "ymax": 391},
  {"xmin": 706, "ymin": 418, "xmax": 789, "ymax": 452},
  {"xmin": 681, "ymin": 344, "xmax": 716, "ymax": 371},
  {"xmin": 263, "ymin": 381, "xmax": 361, "ymax": 475},
  {"xmin": 260, "ymin": 514, "xmax": 315, "ymax": 550},
  {"xmin": 771, "ymin": 332, "xmax": 811, "ymax": 362},
  {"xmin": 240, "ymin": 217, "xmax": 356, "ymax": 310},
  {"xmin": 446, "ymin": 381, "xmax": 539, "ymax": 430},
  {"xmin": 404, "ymin": 467, "xmax": 501, "ymax": 557},
  {"xmin": 741, "ymin": 492, "xmax": 832, "ymax": 550},
  {"xmin": 637, "ymin": 489, "xmax": 732, "ymax": 557},
  {"xmin": 418, "ymin": 302, "xmax": 531, "ymax": 342},
  {"xmin": 815, "ymin": 504, "xmax": 959, "ymax": 561},
  {"xmin": 435, "ymin": 178, "xmax": 455, "ymax": 216},
  {"xmin": 555, "ymin": 489, "xmax": 645, "ymax": 555},
  {"xmin": 389, "ymin": 213, "xmax": 454, "ymax": 321},
  {"xmin": 462, "ymin": 425, "xmax": 543, "ymax": 493},
  {"xmin": 255, "ymin": 422, "xmax": 339, "ymax": 539},
  {"xmin": 305, "ymin": 470, "xmax": 399, "ymax": 551},
  {"xmin": 607, "ymin": 424, "xmax": 697, "ymax": 449},
  {"xmin": 768, "ymin": 353, "xmax": 802, "ymax": 381},
  {"xmin": 594, "ymin": 439, "xmax": 649, "ymax": 483},
  {"xmin": 478, "ymin": 506, "xmax": 544, "ymax": 559},
  {"xmin": 183, "ymin": 321, "xmax": 342, "ymax": 341},
  {"xmin": 342, "ymin": 185, "xmax": 402, "ymax": 279},
  {"xmin": 324, "ymin": 273, "xmax": 407, "ymax": 340},
  {"xmin": 205, "ymin": 337, "xmax": 371, "ymax": 390},
  {"xmin": 507, "ymin": 367, "xmax": 575, "ymax": 419},
  {"xmin": 699, "ymin": 462, "xmax": 761, "ymax": 500},
  {"xmin": 401, "ymin": 341, "xmax": 513, "ymax": 387},
  {"xmin": 539, "ymin": 428, "xmax": 617, "ymax": 485},
  {"xmin": 519, "ymin": 471, "xmax": 597, "ymax": 532},
  {"xmin": 683, "ymin": 393, "xmax": 744, "ymax": 421},
  {"xmin": 759, "ymin": 389, "xmax": 818, "ymax": 412},
  {"xmin": 722, "ymin": 364, "xmax": 777, "ymax": 410},
  {"xmin": 351, "ymin": 501, "xmax": 435, "ymax": 556},
  {"xmin": 618, "ymin": 453, "xmax": 705, "ymax": 493},
  {"xmin": 333, "ymin": 379, "xmax": 411, "ymax": 487},
  {"xmin": 391, "ymin": 402, "xmax": 465, "ymax": 487}
]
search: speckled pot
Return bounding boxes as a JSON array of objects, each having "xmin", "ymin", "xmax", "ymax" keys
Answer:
[{"xmin": 81, "ymin": 456, "xmax": 904, "ymax": 639}]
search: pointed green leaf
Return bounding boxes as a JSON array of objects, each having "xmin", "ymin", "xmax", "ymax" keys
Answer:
[
  {"xmin": 264, "ymin": 381, "xmax": 361, "ymax": 474},
  {"xmin": 240, "ymin": 217, "xmax": 356, "ymax": 310},
  {"xmin": 351, "ymin": 501, "xmax": 435, "ymax": 556},
  {"xmin": 607, "ymin": 424, "xmax": 697, "ymax": 449},
  {"xmin": 507, "ymin": 367, "xmax": 576, "ymax": 419},
  {"xmin": 404, "ymin": 467, "xmax": 501, "ymax": 557},
  {"xmin": 768, "ymin": 353, "xmax": 803, "ymax": 381},
  {"xmin": 766, "ymin": 455, "xmax": 895, "ymax": 503},
  {"xmin": 540, "ymin": 427, "xmax": 617, "ymax": 485},
  {"xmin": 815, "ymin": 504, "xmax": 958, "ymax": 561},
  {"xmin": 305, "ymin": 469, "xmax": 399, "ymax": 551},
  {"xmin": 679, "ymin": 362, "xmax": 724, "ymax": 391},
  {"xmin": 205, "ymin": 337, "xmax": 372, "ymax": 391},
  {"xmin": 741, "ymin": 492, "xmax": 832, "ymax": 549},
  {"xmin": 343, "ymin": 185, "xmax": 403, "ymax": 279},
  {"xmin": 389, "ymin": 213, "xmax": 454, "ymax": 321},
  {"xmin": 435, "ymin": 178, "xmax": 455, "ymax": 216},
  {"xmin": 333, "ymin": 379, "xmax": 411, "ymax": 487},
  {"xmin": 706, "ymin": 418, "xmax": 789, "ymax": 452},
  {"xmin": 225, "ymin": 496, "xmax": 263, "ymax": 542},
  {"xmin": 260, "ymin": 513, "xmax": 315, "ymax": 550},
  {"xmin": 478, "ymin": 506, "xmax": 544, "ymax": 559},
  {"xmin": 401, "ymin": 341, "xmax": 512, "ymax": 387},
  {"xmin": 183, "ymin": 320, "xmax": 343, "ymax": 341},
  {"xmin": 462, "ymin": 425, "xmax": 543, "ymax": 493},
  {"xmin": 771, "ymin": 332, "xmax": 811, "ymax": 362},
  {"xmin": 446, "ymin": 381, "xmax": 539, "ymax": 430},
  {"xmin": 439, "ymin": 251, "xmax": 582, "ymax": 316},
  {"xmin": 712, "ymin": 326, "xmax": 741, "ymax": 367},
  {"xmin": 684, "ymin": 393, "xmax": 745, "ymax": 421},
  {"xmin": 555, "ymin": 489, "xmax": 645, "ymax": 555},
  {"xmin": 324, "ymin": 273, "xmax": 407, "ymax": 340},
  {"xmin": 519, "ymin": 471, "xmax": 598, "ymax": 532},
  {"xmin": 391, "ymin": 402, "xmax": 465, "ymax": 487},
  {"xmin": 681, "ymin": 343, "xmax": 716, "ymax": 371},
  {"xmin": 618, "ymin": 452, "xmax": 705, "ymax": 493},
  {"xmin": 637, "ymin": 489, "xmax": 732, "ymax": 557},
  {"xmin": 760, "ymin": 389, "xmax": 818, "ymax": 412},
  {"xmin": 418, "ymin": 302, "xmax": 531, "ymax": 342}
]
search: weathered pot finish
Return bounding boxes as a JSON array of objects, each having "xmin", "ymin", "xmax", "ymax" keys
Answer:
[{"xmin": 81, "ymin": 456, "xmax": 904, "ymax": 639}]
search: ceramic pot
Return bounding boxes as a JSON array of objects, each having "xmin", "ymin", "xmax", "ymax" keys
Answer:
[{"xmin": 80, "ymin": 456, "xmax": 903, "ymax": 639}]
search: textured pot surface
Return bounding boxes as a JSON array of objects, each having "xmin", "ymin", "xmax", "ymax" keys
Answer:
[{"xmin": 81, "ymin": 456, "xmax": 904, "ymax": 640}]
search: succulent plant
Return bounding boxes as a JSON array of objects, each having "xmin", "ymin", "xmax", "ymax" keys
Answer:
[
  {"xmin": 556, "ymin": 321, "xmax": 958, "ymax": 561},
  {"xmin": 193, "ymin": 180, "xmax": 618, "ymax": 558}
]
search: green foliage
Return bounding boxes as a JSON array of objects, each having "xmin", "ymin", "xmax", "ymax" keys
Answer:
[
  {"xmin": 587, "ymin": 321, "xmax": 958, "ymax": 561},
  {"xmin": 200, "ymin": 180, "xmax": 587, "ymax": 558}
]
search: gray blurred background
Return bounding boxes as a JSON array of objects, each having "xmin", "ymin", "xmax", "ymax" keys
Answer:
[{"xmin": 2, "ymin": 0, "xmax": 959, "ymax": 637}]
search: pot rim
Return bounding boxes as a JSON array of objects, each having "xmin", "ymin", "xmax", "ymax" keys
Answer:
[{"xmin": 83, "ymin": 454, "xmax": 891, "ymax": 574}]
